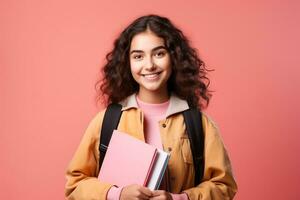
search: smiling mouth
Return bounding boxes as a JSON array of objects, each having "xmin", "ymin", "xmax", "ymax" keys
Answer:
[{"xmin": 142, "ymin": 72, "xmax": 162, "ymax": 78}]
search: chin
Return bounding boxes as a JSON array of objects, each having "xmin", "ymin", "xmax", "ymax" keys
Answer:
[{"xmin": 144, "ymin": 87, "xmax": 161, "ymax": 92}]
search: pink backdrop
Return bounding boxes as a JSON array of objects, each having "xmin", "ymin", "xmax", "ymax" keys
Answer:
[{"xmin": 1, "ymin": 0, "xmax": 300, "ymax": 199}]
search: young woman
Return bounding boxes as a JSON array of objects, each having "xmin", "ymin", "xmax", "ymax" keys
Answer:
[{"xmin": 65, "ymin": 14, "xmax": 237, "ymax": 200}]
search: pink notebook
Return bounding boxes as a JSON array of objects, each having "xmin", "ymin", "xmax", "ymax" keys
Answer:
[{"xmin": 98, "ymin": 130, "xmax": 158, "ymax": 187}]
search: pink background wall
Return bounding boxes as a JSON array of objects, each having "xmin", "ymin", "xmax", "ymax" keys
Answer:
[{"xmin": 1, "ymin": 0, "xmax": 299, "ymax": 199}]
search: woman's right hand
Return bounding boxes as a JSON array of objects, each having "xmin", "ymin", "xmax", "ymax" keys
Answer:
[{"xmin": 120, "ymin": 184, "xmax": 153, "ymax": 200}]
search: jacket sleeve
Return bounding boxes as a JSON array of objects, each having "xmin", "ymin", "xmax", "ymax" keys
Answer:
[
  {"xmin": 183, "ymin": 114, "xmax": 238, "ymax": 200},
  {"xmin": 65, "ymin": 110, "xmax": 113, "ymax": 200}
]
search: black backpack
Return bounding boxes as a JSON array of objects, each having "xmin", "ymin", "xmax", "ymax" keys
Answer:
[{"xmin": 99, "ymin": 103, "xmax": 205, "ymax": 186}]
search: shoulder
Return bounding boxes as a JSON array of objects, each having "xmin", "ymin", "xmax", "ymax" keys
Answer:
[
  {"xmin": 82, "ymin": 108, "xmax": 108, "ymax": 142},
  {"xmin": 88, "ymin": 109, "xmax": 107, "ymax": 129},
  {"xmin": 200, "ymin": 112, "xmax": 222, "ymax": 140},
  {"xmin": 201, "ymin": 112, "xmax": 219, "ymax": 130},
  {"xmin": 86, "ymin": 104, "xmax": 127, "ymax": 137}
]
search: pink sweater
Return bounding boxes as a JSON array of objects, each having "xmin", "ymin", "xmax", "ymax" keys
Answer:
[{"xmin": 107, "ymin": 97, "xmax": 188, "ymax": 200}]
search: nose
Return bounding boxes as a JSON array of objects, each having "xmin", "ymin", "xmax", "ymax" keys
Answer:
[{"xmin": 144, "ymin": 57, "xmax": 156, "ymax": 71}]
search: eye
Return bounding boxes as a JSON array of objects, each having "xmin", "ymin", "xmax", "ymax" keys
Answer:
[
  {"xmin": 154, "ymin": 51, "xmax": 166, "ymax": 58},
  {"xmin": 132, "ymin": 54, "xmax": 143, "ymax": 60}
]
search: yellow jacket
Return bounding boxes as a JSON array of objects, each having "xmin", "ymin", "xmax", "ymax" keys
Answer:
[{"xmin": 65, "ymin": 94, "xmax": 237, "ymax": 200}]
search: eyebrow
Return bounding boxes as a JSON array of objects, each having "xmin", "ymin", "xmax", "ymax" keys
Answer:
[{"xmin": 130, "ymin": 46, "xmax": 167, "ymax": 55}]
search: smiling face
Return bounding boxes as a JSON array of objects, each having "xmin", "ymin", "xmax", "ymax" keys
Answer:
[{"xmin": 129, "ymin": 30, "xmax": 172, "ymax": 102}]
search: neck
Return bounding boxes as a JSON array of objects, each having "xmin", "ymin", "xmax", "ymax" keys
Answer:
[{"xmin": 137, "ymin": 89, "xmax": 169, "ymax": 104}]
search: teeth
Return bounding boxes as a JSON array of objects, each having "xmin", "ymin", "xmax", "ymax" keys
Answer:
[
  {"xmin": 143, "ymin": 72, "xmax": 160, "ymax": 76},
  {"xmin": 142, "ymin": 72, "xmax": 160, "ymax": 80},
  {"xmin": 144, "ymin": 73, "xmax": 158, "ymax": 78}
]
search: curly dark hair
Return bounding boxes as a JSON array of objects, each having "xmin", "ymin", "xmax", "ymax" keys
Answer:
[{"xmin": 95, "ymin": 14, "xmax": 212, "ymax": 109}]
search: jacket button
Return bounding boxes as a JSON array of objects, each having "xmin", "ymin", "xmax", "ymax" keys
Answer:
[
  {"xmin": 162, "ymin": 123, "xmax": 166, "ymax": 128},
  {"xmin": 168, "ymin": 147, "xmax": 172, "ymax": 152}
]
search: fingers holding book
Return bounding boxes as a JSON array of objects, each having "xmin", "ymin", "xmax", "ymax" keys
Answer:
[
  {"xmin": 120, "ymin": 184, "xmax": 153, "ymax": 200},
  {"xmin": 150, "ymin": 190, "xmax": 173, "ymax": 200}
]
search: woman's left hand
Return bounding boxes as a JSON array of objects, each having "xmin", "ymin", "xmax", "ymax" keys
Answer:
[{"xmin": 150, "ymin": 190, "xmax": 173, "ymax": 200}]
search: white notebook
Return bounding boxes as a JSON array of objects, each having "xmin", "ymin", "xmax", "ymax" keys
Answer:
[{"xmin": 146, "ymin": 148, "xmax": 170, "ymax": 190}]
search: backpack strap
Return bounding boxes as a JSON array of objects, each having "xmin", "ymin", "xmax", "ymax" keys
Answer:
[
  {"xmin": 99, "ymin": 103, "xmax": 122, "ymax": 170},
  {"xmin": 183, "ymin": 107, "xmax": 205, "ymax": 186}
]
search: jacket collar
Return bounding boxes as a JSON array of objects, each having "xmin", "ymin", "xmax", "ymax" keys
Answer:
[{"xmin": 119, "ymin": 93, "xmax": 189, "ymax": 118}]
